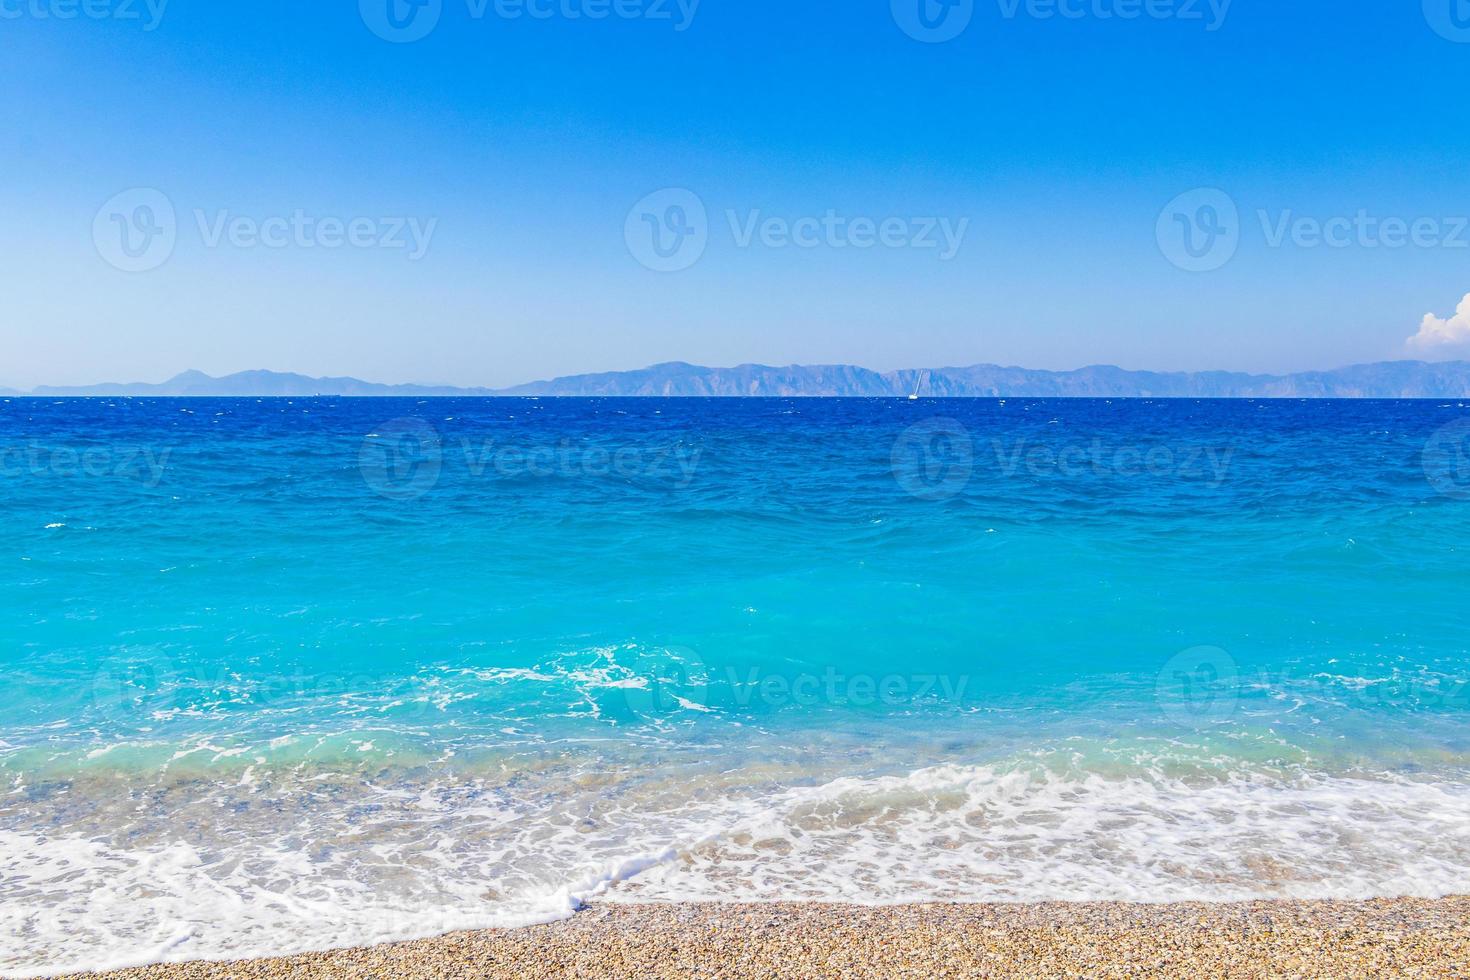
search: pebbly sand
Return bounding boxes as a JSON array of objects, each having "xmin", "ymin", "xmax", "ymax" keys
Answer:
[{"xmin": 56, "ymin": 897, "xmax": 1470, "ymax": 980}]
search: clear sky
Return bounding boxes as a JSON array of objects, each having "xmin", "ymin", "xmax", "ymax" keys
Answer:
[{"xmin": 3, "ymin": 0, "xmax": 1470, "ymax": 389}]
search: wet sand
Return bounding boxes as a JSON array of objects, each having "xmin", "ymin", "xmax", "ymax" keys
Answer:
[{"xmin": 62, "ymin": 897, "xmax": 1470, "ymax": 979}]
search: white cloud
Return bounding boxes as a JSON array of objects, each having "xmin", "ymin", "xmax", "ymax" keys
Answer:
[{"xmin": 1409, "ymin": 293, "xmax": 1470, "ymax": 350}]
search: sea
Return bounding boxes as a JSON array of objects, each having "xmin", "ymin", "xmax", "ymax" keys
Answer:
[{"xmin": 3, "ymin": 396, "xmax": 1470, "ymax": 975}]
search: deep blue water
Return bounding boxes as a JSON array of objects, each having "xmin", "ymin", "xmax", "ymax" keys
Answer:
[{"xmin": 3, "ymin": 397, "xmax": 1470, "ymax": 974}]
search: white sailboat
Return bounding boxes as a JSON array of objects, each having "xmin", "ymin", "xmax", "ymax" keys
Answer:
[{"xmin": 908, "ymin": 370, "xmax": 929, "ymax": 400}]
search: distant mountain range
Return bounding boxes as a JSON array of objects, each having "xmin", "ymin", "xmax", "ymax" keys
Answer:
[
  {"xmin": 497, "ymin": 360, "xmax": 1470, "ymax": 398},
  {"xmin": 22, "ymin": 370, "xmax": 495, "ymax": 398},
  {"xmin": 10, "ymin": 361, "xmax": 1470, "ymax": 398}
]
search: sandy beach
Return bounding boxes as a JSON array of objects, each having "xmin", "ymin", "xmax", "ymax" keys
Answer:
[{"xmin": 59, "ymin": 897, "xmax": 1470, "ymax": 980}]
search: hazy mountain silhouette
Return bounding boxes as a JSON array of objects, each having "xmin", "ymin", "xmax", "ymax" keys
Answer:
[
  {"xmin": 27, "ymin": 370, "xmax": 494, "ymax": 397},
  {"xmin": 14, "ymin": 361, "xmax": 1470, "ymax": 398},
  {"xmin": 493, "ymin": 360, "xmax": 1470, "ymax": 397}
]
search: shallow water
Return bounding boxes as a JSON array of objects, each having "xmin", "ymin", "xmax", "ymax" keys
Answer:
[{"xmin": 3, "ymin": 397, "xmax": 1470, "ymax": 975}]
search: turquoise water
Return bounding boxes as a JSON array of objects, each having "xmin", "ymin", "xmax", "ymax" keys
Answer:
[{"xmin": 4, "ymin": 397, "xmax": 1470, "ymax": 974}]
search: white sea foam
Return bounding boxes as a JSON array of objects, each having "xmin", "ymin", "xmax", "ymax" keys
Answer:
[
  {"xmin": 0, "ymin": 828, "xmax": 587, "ymax": 977},
  {"xmin": 3, "ymin": 760, "xmax": 1470, "ymax": 977},
  {"xmin": 621, "ymin": 764, "xmax": 1470, "ymax": 905},
  {"xmin": 0, "ymin": 821, "xmax": 683, "ymax": 978}
]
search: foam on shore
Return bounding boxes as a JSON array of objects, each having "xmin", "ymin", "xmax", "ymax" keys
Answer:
[{"xmin": 7, "ymin": 758, "xmax": 1470, "ymax": 977}]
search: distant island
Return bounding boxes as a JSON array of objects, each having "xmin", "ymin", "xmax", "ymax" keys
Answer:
[{"xmin": 10, "ymin": 361, "xmax": 1470, "ymax": 398}]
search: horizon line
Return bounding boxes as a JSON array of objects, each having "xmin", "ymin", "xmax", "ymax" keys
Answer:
[{"xmin": 8, "ymin": 356, "xmax": 1470, "ymax": 395}]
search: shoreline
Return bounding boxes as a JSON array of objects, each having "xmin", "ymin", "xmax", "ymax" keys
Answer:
[{"xmin": 55, "ymin": 896, "xmax": 1470, "ymax": 979}]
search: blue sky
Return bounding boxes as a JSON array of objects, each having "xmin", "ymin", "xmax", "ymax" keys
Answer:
[{"xmin": 3, "ymin": 0, "xmax": 1469, "ymax": 388}]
